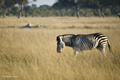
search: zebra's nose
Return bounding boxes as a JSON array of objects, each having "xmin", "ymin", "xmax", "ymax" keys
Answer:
[{"xmin": 57, "ymin": 50, "xmax": 61, "ymax": 53}]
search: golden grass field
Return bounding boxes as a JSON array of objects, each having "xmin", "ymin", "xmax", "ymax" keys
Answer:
[{"xmin": 0, "ymin": 17, "xmax": 120, "ymax": 80}]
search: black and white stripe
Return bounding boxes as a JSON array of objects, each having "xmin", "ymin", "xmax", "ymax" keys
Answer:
[{"xmin": 93, "ymin": 33, "xmax": 109, "ymax": 54}]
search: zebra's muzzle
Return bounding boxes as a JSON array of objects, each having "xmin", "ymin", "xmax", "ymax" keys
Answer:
[{"xmin": 57, "ymin": 50, "xmax": 62, "ymax": 53}]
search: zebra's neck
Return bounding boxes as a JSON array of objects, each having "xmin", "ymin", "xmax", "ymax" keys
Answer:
[{"xmin": 61, "ymin": 34, "xmax": 75, "ymax": 47}]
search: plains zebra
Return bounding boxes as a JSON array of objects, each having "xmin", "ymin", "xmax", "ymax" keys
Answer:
[{"xmin": 56, "ymin": 33, "xmax": 112, "ymax": 56}]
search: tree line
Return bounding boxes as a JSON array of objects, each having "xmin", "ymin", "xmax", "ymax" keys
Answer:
[
  {"xmin": 0, "ymin": 0, "xmax": 120, "ymax": 18},
  {"xmin": 53, "ymin": 0, "xmax": 120, "ymax": 18},
  {"xmin": 0, "ymin": 0, "xmax": 36, "ymax": 18}
]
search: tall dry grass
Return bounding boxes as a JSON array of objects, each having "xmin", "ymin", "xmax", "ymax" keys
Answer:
[{"xmin": 0, "ymin": 17, "xmax": 120, "ymax": 80}]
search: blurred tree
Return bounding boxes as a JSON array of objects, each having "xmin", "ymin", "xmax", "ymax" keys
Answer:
[
  {"xmin": 82, "ymin": 0, "xmax": 120, "ymax": 17},
  {"xmin": 74, "ymin": 0, "xmax": 82, "ymax": 18},
  {"xmin": 106, "ymin": 0, "xmax": 120, "ymax": 18},
  {"xmin": 11, "ymin": 6, "xmax": 19, "ymax": 16},
  {"xmin": 0, "ymin": 0, "xmax": 17, "ymax": 18},
  {"xmin": 54, "ymin": 0, "xmax": 75, "ymax": 16},
  {"xmin": 80, "ymin": 0, "xmax": 105, "ymax": 17},
  {"xmin": 0, "ymin": 0, "xmax": 118, "ymax": 17},
  {"xmin": 24, "ymin": 6, "xmax": 31, "ymax": 16},
  {"xmin": 17, "ymin": 0, "xmax": 36, "ymax": 18}
]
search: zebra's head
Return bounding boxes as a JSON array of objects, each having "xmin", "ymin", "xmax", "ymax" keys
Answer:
[
  {"xmin": 56, "ymin": 34, "xmax": 74, "ymax": 53},
  {"xmin": 56, "ymin": 36, "xmax": 65, "ymax": 53}
]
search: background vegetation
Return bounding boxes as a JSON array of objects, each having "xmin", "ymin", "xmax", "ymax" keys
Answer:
[
  {"xmin": 0, "ymin": 0, "xmax": 120, "ymax": 18},
  {"xmin": 0, "ymin": 17, "xmax": 120, "ymax": 80}
]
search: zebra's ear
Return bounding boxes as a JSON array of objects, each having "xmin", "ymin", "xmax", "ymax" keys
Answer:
[{"xmin": 56, "ymin": 36, "xmax": 60, "ymax": 41}]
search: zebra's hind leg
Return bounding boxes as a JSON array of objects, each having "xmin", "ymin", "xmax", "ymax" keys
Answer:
[
  {"xmin": 97, "ymin": 46, "xmax": 106, "ymax": 56},
  {"xmin": 73, "ymin": 47, "xmax": 78, "ymax": 57},
  {"xmin": 101, "ymin": 47, "xmax": 106, "ymax": 55}
]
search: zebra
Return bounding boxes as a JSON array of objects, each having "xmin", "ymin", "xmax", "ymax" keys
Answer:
[{"xmin": 56, "ymin": 33, "xmax": 112, "ymax": 56}]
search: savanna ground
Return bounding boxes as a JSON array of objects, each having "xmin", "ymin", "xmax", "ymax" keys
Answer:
[{"xmin": 0, "ymin": 17, "xmax": 120, "ymax": 80}]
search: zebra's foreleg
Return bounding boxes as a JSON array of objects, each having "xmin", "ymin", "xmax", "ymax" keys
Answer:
[
  {"xmin": 73, "ymin": 47, "xmax": 78, "ymax": 56},
  {"xmin": 81, "ymin": 51, "xmax": 84, "ymax": 54},
  {"xmin": 74, "ymin": 50, "xmax": 78, "ymax": 57}
]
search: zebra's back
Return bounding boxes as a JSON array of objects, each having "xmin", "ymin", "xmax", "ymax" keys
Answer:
[
  {"xmin": 72, "ymin": 33, "xmax": 108, "ymax": 51},
  {"xmin": 72, "ymin": 34, "xmax": 96, "ymax": 50}
]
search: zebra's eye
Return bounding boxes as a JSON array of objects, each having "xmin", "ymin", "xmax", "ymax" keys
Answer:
[
  {"xmin": 60, "ymin": 43, "xmax": 64, "ymax": 48},
  {"xmin": 57, "ymin": 43, "xmax": 64, "ymax": 48}
]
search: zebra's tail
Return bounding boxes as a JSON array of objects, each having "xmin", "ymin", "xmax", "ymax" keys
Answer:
[{"xmin": 107, "ymin": 40, "xmax": 112, "ymax": 53}]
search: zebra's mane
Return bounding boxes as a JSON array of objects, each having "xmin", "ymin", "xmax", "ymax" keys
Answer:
[
  {"xmin": 59, "ymin": 34, "xmax": 75, "ymax": 38},
  {"xmin": 57, "ymin": 34, "xmax": 75, "ymax": 42}
]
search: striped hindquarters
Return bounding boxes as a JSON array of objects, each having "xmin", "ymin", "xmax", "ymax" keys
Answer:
[{"xmin": 93, "ymin": 33, "xmax": 108, "ymax": 48}]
